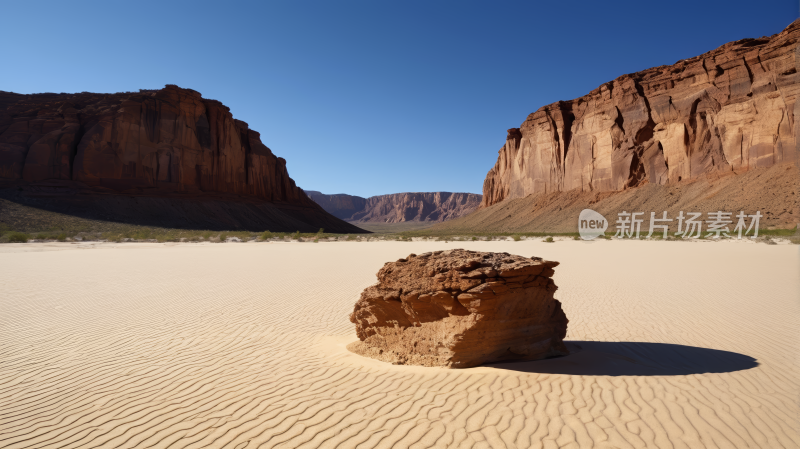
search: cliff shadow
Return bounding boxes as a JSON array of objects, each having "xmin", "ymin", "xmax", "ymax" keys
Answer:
[
  {"xmin": 0, "ymin": 188, "xmax": 369, "ymax": 233},
  {"xmin": 486, "ymin": 341, "xmax": 758, "ymax": 376}
]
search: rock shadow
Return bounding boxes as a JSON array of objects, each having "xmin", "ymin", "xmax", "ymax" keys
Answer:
[{"xmin": 486, "ymin": 341, "xmax": 758, "ymax": 376}]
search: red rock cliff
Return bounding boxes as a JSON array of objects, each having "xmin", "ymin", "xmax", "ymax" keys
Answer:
[
  {"xmin": 482, "ymin": 20, "xmax": 799, "ymax": 207},
  {"xmin": 0, "ymin": 85, "xmax": 313, "ymax": 205},
  {"xmin": 0, "ymin": 85, "xmax": 367, "ymax": 233}
]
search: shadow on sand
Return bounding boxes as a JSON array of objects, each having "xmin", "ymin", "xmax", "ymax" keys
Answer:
[{"xmin": 487, "ymin": 341, "xmax": 758, "ymax": 376}]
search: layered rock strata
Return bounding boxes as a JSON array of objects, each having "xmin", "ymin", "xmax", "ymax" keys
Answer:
[
  {"xmin": 349, "ymin": 192, "xmax": 482, "ymax": 223},
  {"xmin": 348, "ymin": 249, "xmax": 569, "ymax": 368},
  {"xmin": 0, "ymin": 85, "xmax": 364, "ymax": 232},
  {"xmin": 482, "ymin": 19, "xmax": 799, "ymax": 207}
]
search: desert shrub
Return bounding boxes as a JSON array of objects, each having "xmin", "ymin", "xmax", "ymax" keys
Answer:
[
  {"xmin": 133, "ymin": 229, "xmax": 153, "ymax": 240},
  {"xmin": 201, "ymin": 231, "xmax": 213, "ymax": 240},
  {"xmin": 56, "ymin": 233, "xmax": 67, "ymax": 242},
  {"xmin": 261, "ymin": 231, "xmax": 273, "ymax": 240},
  {"xmin": 544, "ymin": 236, "xmax": 554, "ymax": 243},
  {"xmin": 318, "ymin": 228, "xmax": 324, "ymax": 234},
  {"xmin": 313, "ymin": 238, "xmax": 319, "ymax": 243},
  {"xmin": 347, "ymin": 234, "xmax": 356, "ymax": 241},
  {"xmin": 471, "ymin": 237, "xmax": 477, "ymax": 241},
  {"xmin": 512, "ymin": 234, "xmax": 521, "ymax": 242},
  {"xmin": 7, "ymin": 232, "xmax": 29, "ymax": 243},
  {"xmin": 218, "ymin": 233, "xmax": 228, "ymax": 242}
]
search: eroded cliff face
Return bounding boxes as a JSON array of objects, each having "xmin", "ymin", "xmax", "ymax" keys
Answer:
[
  {"xmin": 482, "ymin": 20, "xmax": 799, "ymax": 207},
  {"xmin": 0, "ymin": 85, "xmax": 313, "ymax": 205},
  {"xmin": 350, "ymin": 192, "xmax": 482, "ymax": 223}
]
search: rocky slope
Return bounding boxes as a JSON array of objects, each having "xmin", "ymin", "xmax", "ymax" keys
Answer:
[
  {"xmin": 303, "ymin": 190, "xmax": 367, "ymax": 220},
  {"xmin": 482, "ymin": 19, "xmax": 799, "ymax": 208},
  {"xmin": 432, "ymin": 162, "xmax": 799, "ymax": 234},
  {"xmin": 0, "ymin": 85, "xmax": 365, "ymax": 232},
  {"xmin": 305, "ymin": 190, "xmax": 482, "ymax": 223}
]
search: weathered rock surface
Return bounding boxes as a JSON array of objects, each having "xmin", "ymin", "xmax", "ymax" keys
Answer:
[
  {"xmin": 0, "ymin": 85, "xmax": 365, "ymax": 232},
  {"xmin": 348, "ymin": 249, "xmax": 569, "ymax": 368},
  {"xmin": 349, "ymin": 192, "xmax": 482, "ymax": 223},
  {"xmin": 303, "ymin": 190, "xmax": 367, "ymax": 220},
  {"xmin": 482, "ymin": 19, "xmax": 799, "ymax": 208}
]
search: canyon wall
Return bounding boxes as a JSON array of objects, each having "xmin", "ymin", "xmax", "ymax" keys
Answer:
[
  {"xmin": 0, "ymin": 85, "xmax": 364, "ymax": 232},
  {"xmin": 482, "ymin": 19, "xmax": 799, "ymax": 207},
  {"xmin": 350, "ymin": 192, "xmax": 482, "ymax": 223}
]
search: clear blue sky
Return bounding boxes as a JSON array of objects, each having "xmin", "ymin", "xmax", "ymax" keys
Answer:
[{"xmin": 1, "ymin": 1, "xmax": 795, "ymax": 197}]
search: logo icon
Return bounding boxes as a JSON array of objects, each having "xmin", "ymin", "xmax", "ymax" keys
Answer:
[{"xmin": 578, "ymin": 209, "xmax": 608, "ymax": 240}]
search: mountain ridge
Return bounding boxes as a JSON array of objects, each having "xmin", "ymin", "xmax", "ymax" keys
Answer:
[{"xmin": 304, "ymin": 190, "xmax": 481, "ymax": 223}]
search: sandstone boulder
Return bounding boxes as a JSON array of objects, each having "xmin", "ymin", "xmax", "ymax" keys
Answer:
[{"xmin": 348, "ymin": 249, "xmax": 569, "ymax": 368}]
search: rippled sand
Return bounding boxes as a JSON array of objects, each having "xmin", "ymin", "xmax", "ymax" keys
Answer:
[{"xmin": 1, "ymin": 240, "xmax": 798, "ymax": 448}]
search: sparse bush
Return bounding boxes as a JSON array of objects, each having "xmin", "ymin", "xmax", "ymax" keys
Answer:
[
  {"xmin": 573, "ymin": 236, "xmax": 580, "ymax": 240},
  {"xmin": 56, "ymin": 233, "xmax": 67, "ymax": 242},
  {"xmin": 544, "ymin": 236, "xmax": 554, "ymax": 243},
  {"xmin": 318, "ymin": 228, "xmax": 324, "ymax": 234},
  {"xmin": 261, "ymin": 231, "xmax": 273, "ymax": 241},
  {"xmin": 472, "ymin": 236, "xmax": 477, "ymax": 241},
  {"xmin": 314, "ymin": 238, "xmax": 319, "ymax": 243},
  {"xmin": 512, "ymin": 234, "xmax": 521, "ymax": 242},
  {"xmin": 7, "ymin": 232, "xmax": 29, "ymax": 243},
  {"xmin": 347, "ymin": 234, "xmax": 356, "ymax": 241},
  {"xmin": 218, "ymin": 233, "xmax": 228, "ymax": 242}
]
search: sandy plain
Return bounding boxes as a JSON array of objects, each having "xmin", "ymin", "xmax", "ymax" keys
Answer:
[{"xmin": 0, "ymin": 239, "xmax": 798, "ymax": 449}]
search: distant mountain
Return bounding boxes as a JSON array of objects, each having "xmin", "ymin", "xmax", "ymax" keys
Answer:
[
  {"xmin": 304, "ymin": 191, "xmax": 482, "ymax": 223},
  {"xmin": 303, "ymin": 191, "xmax": 367, "ymax": 220}
]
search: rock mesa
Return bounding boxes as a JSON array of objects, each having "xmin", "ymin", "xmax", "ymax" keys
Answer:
[
  {"xmin": 348, "ymin": 249, "xmax": 569, "ymax": 368},
  {"xmin": 0, "ymin": 85, "xmax": 364, "ymax": 232}
]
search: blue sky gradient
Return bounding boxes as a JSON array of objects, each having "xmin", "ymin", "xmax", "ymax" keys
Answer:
[{"xmin": 1, "ymin": 1, "xmax": 795, "ymax": 197}]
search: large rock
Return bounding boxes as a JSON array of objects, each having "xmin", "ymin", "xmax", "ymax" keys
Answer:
[
  {"xmin": 482, "ymin": 19, "xmax": 799, "ymax": 208},
  {"xmin": 0, "ymin": 85, "xmax": 365, "ymax": 233},
  {"xmin": 348, "ymin": 249, "xmax": 569, "ymax": 368}
]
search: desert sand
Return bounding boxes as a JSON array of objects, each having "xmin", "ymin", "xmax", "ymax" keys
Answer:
[{"xmin": 0, "ymin": 240, "xmax": 798, "ymax": 448}]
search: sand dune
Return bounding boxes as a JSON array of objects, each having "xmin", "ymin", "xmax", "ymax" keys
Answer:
[{"xmin": 0, "ymin": 240, "xmax": 798, "ymax": 448}]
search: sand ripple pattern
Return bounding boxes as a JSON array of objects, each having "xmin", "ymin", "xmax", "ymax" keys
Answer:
[{"xmin": 0, "ymin": 241, "xmax": 798, "ymax": 448}]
